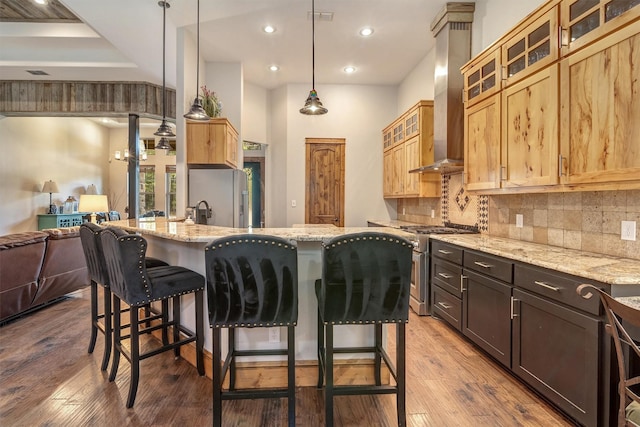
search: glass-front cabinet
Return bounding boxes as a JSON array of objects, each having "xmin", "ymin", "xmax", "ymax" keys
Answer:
[
  {"xmin": 560, "ymin": 0, "xmax": 640, "ymax": 54},
  {"xmin": 463, "ymin": 46, "xmax": 501, "ymax": 108}
]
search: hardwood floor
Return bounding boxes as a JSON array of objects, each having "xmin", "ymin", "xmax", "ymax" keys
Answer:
[{"xmin": 0, "ymin": 288, "xmax": 575, "ymax": 426}]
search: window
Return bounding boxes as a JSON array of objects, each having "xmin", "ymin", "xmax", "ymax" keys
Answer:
[
  {"xmin": 139, "ymin": 165, "xmax": 155, "ymax": 216},
  {"xmin": 165, "ymin": 165, "xmax": 177, "ymax": 217}
]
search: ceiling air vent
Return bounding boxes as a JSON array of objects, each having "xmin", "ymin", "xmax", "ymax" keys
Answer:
[
  {"xmin": 26, "ymin": 70, "xmax": 49, "ymax": 75},
  {"xmin": 307, "ymin": 11, "xmax": 333, "ymax": 21}
]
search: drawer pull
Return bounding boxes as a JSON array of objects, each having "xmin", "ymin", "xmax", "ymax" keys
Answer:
[
  {"xmin": 474, "ymin": 261, "xmax": 493, "ymax": 269},
  {"xmin": 438, "ymin": 272, "xmax": 453, "ymax": 279},
  {"xmin": 534, "ymin": 280, "xmax": 560, "ymax": 292},
  {"xmin": 438, "ymin": 302, "xmax": 452, "ymax": 310},
  {"xmin": 438, "ymin": 249, "xmax": 452, "ymax": 255}
]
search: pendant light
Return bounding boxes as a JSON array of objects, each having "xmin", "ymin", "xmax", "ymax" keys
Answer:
[
  {"xmin": 155, "ymin": 0, "xmax": 176, "ymax": 141},
  {"xmin": 183, "ymin": 0, "xmax": 209, "ymax": 121},
  {"xmin": 155, "ymin": 137, "xmax": 172, "ymax": 151},
  {"xmin": 299, "ymin": 0, "xmax": 328, "ymax": 115}
]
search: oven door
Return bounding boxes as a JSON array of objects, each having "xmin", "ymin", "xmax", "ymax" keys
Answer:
[{"xmin": 409, "ymin": 251, "xmax": 428, "ymax": 315}]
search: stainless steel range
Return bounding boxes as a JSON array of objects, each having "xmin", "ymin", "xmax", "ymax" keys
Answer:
[{"xmin": 401, "ymin": 222, "xmax": 479, "ymax": 316}]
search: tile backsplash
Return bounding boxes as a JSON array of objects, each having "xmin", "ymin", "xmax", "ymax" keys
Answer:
[{"xmin": 397, "ymin": 183, "xmax": 639, "ymax": 260}]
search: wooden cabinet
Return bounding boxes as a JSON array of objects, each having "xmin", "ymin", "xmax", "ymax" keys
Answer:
[
  {"xmin": 501, "ymin": 64, "xmax": 560, "ymax": 188},
  {"xmin": 382, "ymin": 101, "xmax": 440, "ymax": 198},
  {"xmin": 560, "ymin": 0, "xmax": 640, "ymax": 56},
  {"xmin": 186, "ymin": 118, "xmax": 238, "ymax": 168},
  {"xmin": 462, "ymin": 0, "xmax": 639, "ymax": 193},
  {"xmin": 464, "ymin": 93, "xmax": 502, "ymax": 191},
  {"xmin": 502, "ymin": 2, "xmax": 560, "ymax": 87},
  {"xmin": 560, "ymin": 23, "xmax": 640, "ymax": 185}
]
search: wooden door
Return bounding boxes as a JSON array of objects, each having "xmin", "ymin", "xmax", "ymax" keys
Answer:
[
  {"xmin": 501, "ymin": 64, "xmax": 560, "ymax": 188},
  {"xmin": 464, "ymin": 93, "xmax": 502, "ymax": 191},
  {"xmin": 305, "ymin": 138, "xmax": 345, "ymax": 226},
  {"xmin": 560, "ymin": 25, "xmax": 640, "ymax": 185}
]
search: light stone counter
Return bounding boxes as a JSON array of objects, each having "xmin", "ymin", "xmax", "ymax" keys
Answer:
[
  {"xmin": 429, "ymin": 234, "xmax": 640, "ymax": 286},
  {"xmin": 366, "ymin": 219, "xmax": 421, "ymax": 229}
]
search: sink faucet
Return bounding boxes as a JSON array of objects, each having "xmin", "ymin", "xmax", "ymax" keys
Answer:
[{"xmin": 195, "ymin": 200, "xmax": 212, "ymax": 225}]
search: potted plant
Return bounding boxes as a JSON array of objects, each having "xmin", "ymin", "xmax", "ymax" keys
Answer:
[{"xmin": 201, "ymin": 85, "xmax": 222, "ymax": 118}]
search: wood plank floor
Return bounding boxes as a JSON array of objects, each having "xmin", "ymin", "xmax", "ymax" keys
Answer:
[{"xmin": 0, "ymin": 288, "xmax": 575, "ymax": 426}]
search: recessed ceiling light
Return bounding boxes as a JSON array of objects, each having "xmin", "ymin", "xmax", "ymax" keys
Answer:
[
  {"xmin": 359, "ymin": 27, "xmax": 374, "ymax": 37},
  {"xmin": 34, "ymin": 0, "xmax": 47, "ymax": 4},
  {"xmin": 344, "ymin": 66, "xmax": 356, "ymax": 74},
  {"xmin": 269, "ymin": 65, "xmax": 279, "ymax": 71},
  {"xmin": 263, "ymin": 25, "xmax": 276, "ymax": 34}
]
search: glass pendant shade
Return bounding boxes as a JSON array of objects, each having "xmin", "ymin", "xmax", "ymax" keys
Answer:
[
  {"xmin": 155, "ymin": 137, "xmax": 172, "ymax": 150},
  {"xmin": 154, "ymin": 119, "xmax": 175, "ymax": 137},
  {"xmin": 300, "ymin": 89, "xmax": 328, "ymax": 115},
  {"xmin": 184, "ymin": 97, "xmax": 209, "ymax": 121}
]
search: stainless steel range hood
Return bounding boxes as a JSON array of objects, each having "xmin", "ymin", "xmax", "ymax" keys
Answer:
[{"xmin": 410, "ymin": 3, "xmax": 474, "ymax": 173}]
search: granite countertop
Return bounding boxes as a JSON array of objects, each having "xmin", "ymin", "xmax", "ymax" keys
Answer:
[
  {"xmin": 367, "ymin": 219, "xmax": 422, "ymax": 228},
  {"xmin": 106, "ymin": 218, "xmax": 417, "ymax": 245},
  {"xmin": 429, "ymin": 234, "xmax": 640, "ymax": 286}
]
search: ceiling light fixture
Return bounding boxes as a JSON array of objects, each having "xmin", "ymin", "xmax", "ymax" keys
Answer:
[
  {"xmin": 359, "ymin": 27, "xmax": 374, "ymax": 37},
  {"xmin": 154, "ymin": 1, "xmax": 176, "ymax": 140},
  {"xmin": 183, "ymin": 0, "xmax": 209, "ymax": 122},
  {"xmin": 155, "ymin": 137, "xmax": 172, "ymax": 151},
  {"xmin": 34, "ymin": 0, "xmax": 47, "ymax": 4},
  {"xmin": 263, "ymin": 25, "xmax": 276, "ymax": 33},
  {"xmin": 300, "ymin": 0, "xmax": 328, "ymax": 115},
  {"xmin": 344, "ymin": 66, "xmax": 356, "ymax": 74},
  {"xmin": 269, "ymin": 65, "xmax": 279, "ymax": 71}
]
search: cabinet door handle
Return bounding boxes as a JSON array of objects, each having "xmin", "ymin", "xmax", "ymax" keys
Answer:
[
  {"xmin": 460, "ymin": 275, "xmax": 467, "ymax": 293},
  {"xmin": 438, "ymin": 272, "xmax": 453, "ymax": 279},
  {"xmin": 558, "ymin": 26, "xmax": 569, "ymax": 48},
  {"xmin": 558, "ymin": 154, "xmax": 565, "ymax": 177},
  {"xmin": 500, "ymin": 165, "xmax": 507, "ymax": 181},
  {"xmin": 510, "ymin": 297, "xmax": 519, "ymax": 319},
  {"xmin": 438, "ymin": 249, "xmax": 452, "ymax": 255},
  {"xmin": 438, "ymin": 302, "xmax": 452, "ymax": 310},
  {"xmin": 474, "ymin": 261, "xmax": 493, "ymax": 269},
  {"xmin": 534, "ymin": 280, "xmax": 560, "ymax": 292}
]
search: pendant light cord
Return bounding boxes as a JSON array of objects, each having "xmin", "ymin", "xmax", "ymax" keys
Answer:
[
  {"xmin": 196, "ymin": 0, "xmax": 200, "ymax": 98},
  {"xmin": 162, "ymin": 1, "xmax": 167, "ymax": 121},
  {"xmin": 312, "ymin": 0, "xmax": 315, "ymax": 90}
]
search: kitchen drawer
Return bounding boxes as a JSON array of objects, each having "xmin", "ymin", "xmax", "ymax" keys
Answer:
[
  {"xmin": 514, "ymin": 264, "xmax": 607, "ymax": 316},
  {"xmin": 432, "ymin": 257, "xmax": 463, "ymax": 298},
  {"xmin": 464, "ymin": 250, "xmax": 513, "ymax": 283},
  {"xmin": 431, "ymin": 240, "xmax": 463, "ymax": 265},
  {"xmin": 431, "ymin": 284, "xmax": 462, "ymax": 332}
]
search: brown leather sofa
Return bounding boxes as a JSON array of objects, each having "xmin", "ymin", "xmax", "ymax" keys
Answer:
[{"xmin": 0, "ymin": 226, "xmax": 89, "ymax": 323}]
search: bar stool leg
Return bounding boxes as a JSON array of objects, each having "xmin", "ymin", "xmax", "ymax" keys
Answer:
[
  {"xmin": 325, "ymin": 323, "xmax": 334, "ymax": 427},
  {"xmin": 88, "ymin": 280, "xmax": 98, "ymax": 355},
  {"xmin": 126, "ymin": 306, "xmax": 140, "ymax": 408},
  {"xmin": 195, "ymin": 290, "xmax": 205, "ymax": 376},
  {"xmin": 213, "ymin": 328, "xmax": 223, "ymax": 427},
  {"xmin": 317, "ymin": 310, "xmax": 324, "ymax": 388},
  {"xmin": 161, "ymin": 299, "xmax": 170, "ymax": 346},
  {"xmin": 229, "ymin": 328, "xmax": 236, "ymax": 390},
  {"xmin": 374, "ymin": 323, "xmax": 382, "ymax": 386},
  {"xmin": 172, "ymin": 296, "xmax": 180, "ymax": 358},
  {"xmin": 109, "ymin": 294, "xmax": 122, "ymax": 382},
  {"xmin": 397, "ymin": 323, "xmax": 406, "ymax": 427},
  {"xmin": 101, "ymin": 285, "xmax": 112, "ymax": 371},
  {"xmin": 287, "ymin": 325, "xmax": 296, "ymax": 427}
]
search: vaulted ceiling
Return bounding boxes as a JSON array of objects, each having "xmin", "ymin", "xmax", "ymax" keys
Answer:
[{"xmin": 0, "ymin": 0, "xmax": 461, "ymax": 90}]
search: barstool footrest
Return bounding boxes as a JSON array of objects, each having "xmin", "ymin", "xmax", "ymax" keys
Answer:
[
  {"xmin": 332, "ymin": 384, "xmax": 398, "ymax": 396},
  {"xmin": 221, "ymin": 388, "xmax": 292, "ymax": 400}
]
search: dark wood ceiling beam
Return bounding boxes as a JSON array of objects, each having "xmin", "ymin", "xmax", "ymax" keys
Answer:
[
  {"xmin": 0, "ymin": 0, "xmax": 81, "ymax": 23},
  {"xmin": 0, "ymin": 80, "xmax": 176, "ymax": 120}
]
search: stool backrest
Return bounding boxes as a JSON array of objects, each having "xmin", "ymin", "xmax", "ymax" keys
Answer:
[
  {"xmin": 100, "ymin": 227, "xmax": 153, "ymax": 306},
  {"xmin": 319, "ymin": 232, "xmax": 413, "ymax": 324},
  {"xmin": 204, "ymin": 235, "xmax": 298, "ymax": 328},
  {"xmin": 79, "ymin": 222, "xmax": 108, "ymax": 286}
]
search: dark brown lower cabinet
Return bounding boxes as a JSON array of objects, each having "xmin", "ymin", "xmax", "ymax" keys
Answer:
[
  {"xmin": 512, "ymin": 288, "xmax": 601, "ymax": 427},
  {"xmin": 462, "ymin": 269, "xmax": 512, "ymax": 368}
]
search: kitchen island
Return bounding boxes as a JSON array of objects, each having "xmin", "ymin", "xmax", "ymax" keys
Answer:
[{"xmin": 105, "ymin": 218, "xmax": 416, "ymax": 385}]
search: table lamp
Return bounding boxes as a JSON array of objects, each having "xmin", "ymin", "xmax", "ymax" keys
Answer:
[
  {"xmin": 86, "ymin": 184, "xmax": 98, "ymax": 195},
  {"xmin": 42, "ymin": 180, "xmax": 59, "ymax": 214},
  {"xmin": 79, "ymin": 194, "xmax": 109, "ymax": 224}
]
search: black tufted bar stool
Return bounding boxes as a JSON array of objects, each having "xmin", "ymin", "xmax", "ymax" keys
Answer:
[
  {"xmin": 315, "ymin": 232, "xmax": 413, "ymax": 427},
  {"xmin": 80, "ymin": 223, "xmax": 168, "ymax": 371},
  {"xmin": 100, "ymin": 227, "xmax": 205, "ymax": 408},
  {"xmin": 204, "ymin": 234, "xmax": 298, "ymax": 427}
]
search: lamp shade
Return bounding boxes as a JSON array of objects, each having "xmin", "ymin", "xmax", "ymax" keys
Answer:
[
  {"xmin": 42, "ymin": 180, "xmax": 59, "ymax": 194},
  {"xmin": 78, "ymin": 195, "xmax": 109, "ymax": 214},
  {"xmin": 86, "ymin": 184, "xmax": 98, "ymax": 195}
]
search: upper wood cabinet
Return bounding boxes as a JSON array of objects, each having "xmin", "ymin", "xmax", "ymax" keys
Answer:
[
  {"xmin": 560, "ymin": 0, "xmax": 640, "ymax": 56},
  {"xmin": 560, "ymin": 23, "xmax": 640, "ymax": 185},
  {"xmin": 463, "ymin": 0, "xmax": 639, "ymax": 193},
  {"xmin": 186, "ymin": 118, "xmax": 238, "ymax": 168},
  {"xmin": 382, "ymin": 101, "xmax": 440, "ymax": 198}
]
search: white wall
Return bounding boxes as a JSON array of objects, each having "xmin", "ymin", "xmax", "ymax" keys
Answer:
[
  {"xmin": 397, "ymin": 47, "xmax": 436, "ymax": 113},
  {"xmin": 242, "ymin": 82, "xmax": 269, "ymax": 144},
  {"xmin": 0, "ymin": 117, "xmax": 109, "ymax": 235},
  {"xmin": 276, "ymin": 83, "xmax": 398, "ymax": 227}
]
